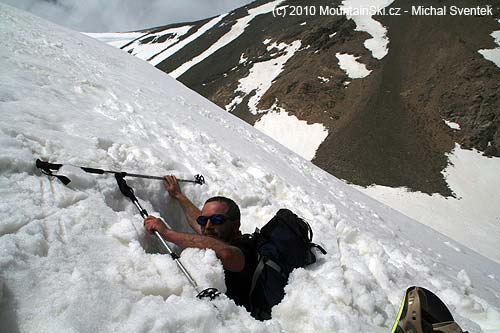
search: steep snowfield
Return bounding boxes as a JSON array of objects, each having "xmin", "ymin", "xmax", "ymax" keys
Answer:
[{"xmin": 1, "ymin": 4, "xmax": 500, "ymax": 333}]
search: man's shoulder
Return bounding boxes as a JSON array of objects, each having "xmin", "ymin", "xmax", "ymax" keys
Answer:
[
  {"xmin": 230, "ymin": 234, "xmax": 257, "ymax": 264},
  {"xmin": 230, "ymin": 234, "xmax": 256, "ymax": 247}
]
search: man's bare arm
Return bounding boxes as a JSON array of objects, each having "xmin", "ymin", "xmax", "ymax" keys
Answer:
[
  {"xmin": 174, "ymin": 193, "xmax": 203, "ymax": 234},
  {"xmin": 144, "ymin": 216, "xmax": 245, "ymax": 272},
  {"xmin": 163, "ymin": 175, "xmax": 202, "ymax": 234}
]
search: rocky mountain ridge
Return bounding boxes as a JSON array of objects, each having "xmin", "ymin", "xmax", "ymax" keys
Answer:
[{"xmin": 107, "ymin": 0, "xmax": 500, "ymax": 195}]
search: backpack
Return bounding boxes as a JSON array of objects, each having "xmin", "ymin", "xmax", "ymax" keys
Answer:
[{"xmin": 249, "ymin": 209, "xmax": 327, "ymax": 320}]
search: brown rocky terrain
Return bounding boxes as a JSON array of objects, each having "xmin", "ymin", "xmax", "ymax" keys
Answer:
[{"xmin": 137, "ymin": 0, "xmax": 500, "ymax": 195}]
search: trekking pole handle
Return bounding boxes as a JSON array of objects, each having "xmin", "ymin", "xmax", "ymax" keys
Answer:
[{"xmin": 36, "ymin": 159, "xmax": 63, "ymax": 171}]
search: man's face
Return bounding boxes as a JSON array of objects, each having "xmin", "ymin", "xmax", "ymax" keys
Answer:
[{"xmin": 200, "ymin": 201, "xmax": 238, "ymax": 242}]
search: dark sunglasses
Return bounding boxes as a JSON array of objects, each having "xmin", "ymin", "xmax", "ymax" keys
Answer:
[{"xmin": 196, "ymin": 214, "xmax": 227, "ymax": 226}]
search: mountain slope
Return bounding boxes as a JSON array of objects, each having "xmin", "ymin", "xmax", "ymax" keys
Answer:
[
  {"xmin": 1, "ymin": 4, "xmax": 500, "ymax": 332},
  {"xmin": 88, "ymin": 0, "xmax": 500, "ymax": 264},
  {"xmin": 89, "ymin": 0, "xmax": 500, "ymax": 194}
]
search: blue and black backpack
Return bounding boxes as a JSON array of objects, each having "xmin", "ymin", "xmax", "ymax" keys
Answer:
[{"xmin": 249, "ymin": 209, "xmax": 327, "ymax": 320}]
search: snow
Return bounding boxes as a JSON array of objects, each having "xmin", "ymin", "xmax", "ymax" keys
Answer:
[
  {"xmin": 224, "ymin": 39, "xmax": 328, "ymax": 164},
  {"xmin": 239, "ymin": 53, "xmax": 248, "ymax": 64},
  {"xmin": 150, "ymin": 15, "xmax": 227, "ymax": 67},
  {"xmin": 254, "ymin": 107, "xmax": 328, "ymax": 161},
  {"xmin": 340, "ymin": 0, "xmax": 395, "ymax": 59},
  {"xmin": 92, "ymin": 15, "xmax": 227, "ymax": 67},
  {"xmin": 119, "ymin": 25, "xmax": 194, "ymax": 62},
  {"xmin": 1, "ymin": 4, "xmax": 500, "ymax": 333},
  {"xmin": 444, "ymin": 119, "xmax": 461, "ymax": 130},
  {"xmin": 336, "ymin": 52, "xmax": 372, "ymax": 79},
  {"xmin": 356, "ymin": 144, "xmax": 500, "ymax": 264},
  {"xmin": 169, "ymin": 1, "xmax": 285, "ymax": 78},
  {"xmin": 226, "ymin": 40, "xmax": 302, "ymax": 115},
  {"xmin": 318, "ymin": 76, "xmax": 330, "ymax": 83},
  {"xmin": 478, "ymin": 20, "xmax": 500, "ymax": 68},
  {"xmin": 84, "ymin": 32, "xmax": 145, "ymax": 48}
]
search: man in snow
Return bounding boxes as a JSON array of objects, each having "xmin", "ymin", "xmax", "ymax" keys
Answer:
[{"xmin": 143, "ymin": 176, "xmax": 257, "ymax": 310}]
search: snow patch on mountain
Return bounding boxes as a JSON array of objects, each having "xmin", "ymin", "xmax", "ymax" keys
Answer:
[
  {"xmin": 169, "ymin": 0, "xmax": 285, "ymax": 78},
  {"xmin": 478, "ymin": 20, "xmax": 500, "ymax": 68},
  {"xmin": 444, "ymin": 120, "xmax": 461, "ymax": 130},
  {"xmin": 120, "ymin": 25, "xmax": 193, "ymax": 62},
  {"xmin": 150, "ymin": 15, "xmax": 227, "ymax": 66},
  {"xmin": 254, "ymin": 106, "xmax": 328, "ymax": 161},
  {"xmin": 336, "ymin": 52, "xmax": 372, "ymax": 79},
  {"xmin": 340, "ymin": 0, "xmax": 395, "ymax": 59},
  {"xmin": 356, "ymin": 144, "xmax": 500, "ymax": 263},
  {"xmin": 226, "ymin": 40, "xmax": 301, "ymax": 114}
]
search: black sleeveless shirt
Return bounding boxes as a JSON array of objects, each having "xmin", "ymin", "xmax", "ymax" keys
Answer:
[{"xmin": 224, "ymin": 235, "xmax": 258, "ymax": 311}]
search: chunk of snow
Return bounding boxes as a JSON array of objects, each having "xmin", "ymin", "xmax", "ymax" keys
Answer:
[
  {"xmin": 254, "ymin": 108, "xmax": 328, "ymax": 161},
  {"xmin": 336, "ymin": 52, "xmax": 372, "ymax": 78},
  {"xmin": 318, "ymin": 76, "xmax": 330, "ymax": 83},
  {"xmin": 444, "ymin": 120, "xmax": 461, "ymax": 130}
]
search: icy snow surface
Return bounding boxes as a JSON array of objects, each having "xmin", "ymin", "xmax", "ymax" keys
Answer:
[
  {"xmin": 340, "ymin": 0, "xmax": 395, "ymax": 59},
  {"xmin": 1, "ymin": 4, "xmax": 500, "ymax": 333}
]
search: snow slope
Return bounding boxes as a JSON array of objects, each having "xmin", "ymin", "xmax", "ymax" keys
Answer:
[
  {"xmin": 169, "ymin": 1, "xmax": 285, "ymax": 79},
  {"xmin": 1, "ymin": 4, "xmax": 500, "ymax": 333},
  {"xmin": 83, "ymin": 32, "xmax": 145, "ymax": 48},
  {"xmin": 357, "ymin": 144, "xmax": 500, "ymax": 264}
]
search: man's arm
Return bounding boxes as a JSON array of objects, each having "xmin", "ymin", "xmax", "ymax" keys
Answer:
[
  {"xmin": 163, "ymin": 175, "xmax": 202, "ymax": 234},
  {"xmin": 144, "ymin": 216, "xmax": 245, "ymax": 272}
]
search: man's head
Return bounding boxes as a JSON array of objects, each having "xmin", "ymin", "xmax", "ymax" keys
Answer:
[{"xmin": 199, "ymin": 196, "xmax": 241, "ymax": 242}]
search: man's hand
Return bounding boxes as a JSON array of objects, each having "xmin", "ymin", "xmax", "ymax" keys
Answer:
[
  {"xmin": 163, "ymin": 175, "xmax": 182, "ymax": 198},
  {"xmin": 144, "ymin": 216, "xmax": 170, "ymax": 236}
]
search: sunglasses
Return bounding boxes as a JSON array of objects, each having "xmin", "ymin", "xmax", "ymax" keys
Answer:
[{"xmin": 196, "ymin": 214, "xmax": 227, "ymax": 226}]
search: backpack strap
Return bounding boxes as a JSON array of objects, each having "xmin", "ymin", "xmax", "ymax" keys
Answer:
[
  {"xmin": 248, "ymin": 255, "xmax": 284, "ymax": 310},
  {"xmin": 311, "ymin": 243, "xmax": 327, "ymax": 255}
]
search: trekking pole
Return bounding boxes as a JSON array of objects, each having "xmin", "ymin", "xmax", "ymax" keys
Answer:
[
  {"xmin": 36, "ymin": 159, "xmax": 205, "ymax": 185},
  {"xmin": 114, "ymin": 174, "xmax": 219, "ymax": 300}
]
